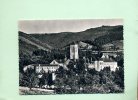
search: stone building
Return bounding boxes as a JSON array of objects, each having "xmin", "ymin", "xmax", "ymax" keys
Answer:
[{"xmin": 70, "ymin": 44, "xmax": 79, "ymax": 60}]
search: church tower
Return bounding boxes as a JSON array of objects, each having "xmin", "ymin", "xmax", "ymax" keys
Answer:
[{"xmin": 70, "ymin": 44, "xmax": 79, "ymax": 60}]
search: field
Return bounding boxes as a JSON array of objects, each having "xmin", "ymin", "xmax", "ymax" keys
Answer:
[{"xmin": 19, "ymin": 87, "xmax": 54, "ymax": 95}]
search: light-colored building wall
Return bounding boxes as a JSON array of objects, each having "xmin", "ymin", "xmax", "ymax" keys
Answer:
[
  {"xmin": 70, "ymin": 44, "xmax": 79, "ymax": 60},
  {"xmin": 88, "ymin": 61, "xmax": 118, "ymax": 72},
  {"xmin": 35, "ymin": 65, "xmax": 59, "ymax": 73}
]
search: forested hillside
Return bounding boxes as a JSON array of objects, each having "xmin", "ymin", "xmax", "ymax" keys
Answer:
[{"xmin": 19, "ymin": 25, "xmax": 123, "ymax": 56}]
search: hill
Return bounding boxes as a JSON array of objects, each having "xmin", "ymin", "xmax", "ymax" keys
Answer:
[
  {"xmin": 19, "ymin": 31, "xmax": 53, "ymax": 55},
  {"xmin": 30, "ymin": 25, "xmax": 123, "ymax": 49},
  {"xmin": 19, "ymin": 25, "xmax": 123, "ymax": 55}
]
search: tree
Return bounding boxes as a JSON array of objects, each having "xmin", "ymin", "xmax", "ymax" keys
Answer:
[
  {"xmin": 28, "ymin": 72, "xmax": 39, "ymax": 90},
  {"xmin": 22, "ymin": 68, "xmax": 39, "ymax": 90},
  {"xmin": 39, "ymin": 72, "xmax": 48, "ymax": 88},
  {"xmin": 19, "ymin": 72, "xmax": 24, "ymax": 86},
  {"xmin": 75, "ymin": 58, "xmax": 86, "ymax": 74},
  {"xmin": 114, "ymin": 67, "xmax": 124, "ymax": 89}
]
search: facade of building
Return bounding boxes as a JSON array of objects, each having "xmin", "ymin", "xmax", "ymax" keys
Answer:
[
  {"xmin": 88, "ymin": 60, "xmax": 118, "ymax": 71},
  {"xmin": 35, "ymin": 60, "xmax": 59, "ymax": 73},
  {"xmin": 88, "ymin": 53, "xmax": 118, "ymax": 71},
  {"xmin": 35, "ymin": 64, "xmax": 59, "ymax": 73},
  {"xmin": 23, "ymin": 60, "xmax": 60, "ymax": 73},
  {"xmin": 70, "ymin": 44, "xmax": 79, "ymax": 60}
]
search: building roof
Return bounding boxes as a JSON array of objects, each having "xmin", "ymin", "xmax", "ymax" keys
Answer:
[
  {"xmin": 102, "ymin": 43, "xmax": 114, "ymax": 47},
  {"xmin": 50, "ymin": 60, "xmax": 59, "ymax": 65},
  {"xmin": 64, "ymin": 59, "xmax": 71, "ymax": 65},
  {"xmin": 99, "ymin": 58, "xmax": 115, "ymax": 62}
]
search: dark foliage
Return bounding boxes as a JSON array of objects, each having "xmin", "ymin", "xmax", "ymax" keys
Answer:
[{"xmin": 54, "ymin": 59, "xmax": 124, "ymax": 94}]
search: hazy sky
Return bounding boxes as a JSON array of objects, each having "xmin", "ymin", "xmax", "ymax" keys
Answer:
[{"xmin": 18, "ymin": 19, "xmax": 123, "ymax": 34}]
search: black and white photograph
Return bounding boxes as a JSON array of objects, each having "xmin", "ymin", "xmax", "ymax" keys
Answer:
[{"xmin": 19, "ymin": 19, "xmax": 124, "ymax": 95}]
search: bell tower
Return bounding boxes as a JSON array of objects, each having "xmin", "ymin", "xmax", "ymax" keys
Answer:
[{"xmin": 70, "ymin": 44, "xmax": 79, "ymax": 60}]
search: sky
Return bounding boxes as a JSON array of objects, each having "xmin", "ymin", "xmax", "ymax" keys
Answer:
[{"xmin": 18, "ymin": 19, "xmax": 123, "ymax": 34}]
